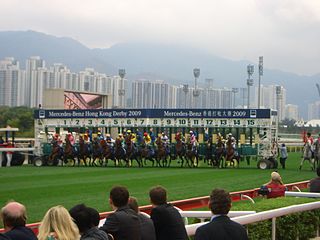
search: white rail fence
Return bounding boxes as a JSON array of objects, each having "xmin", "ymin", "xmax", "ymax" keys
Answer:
[{"xmin": 185, "ymin": 201, "xmax": 320, "ymax": 239}]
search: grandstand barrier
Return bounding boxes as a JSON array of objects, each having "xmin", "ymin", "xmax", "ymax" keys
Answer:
[
  {"xmin": 0, "ymin": 180, "xmax": 310, "ymax": 235},
  {"xmin": 185, "ymin": 201, "xmax": 320, "ymax": 240}
]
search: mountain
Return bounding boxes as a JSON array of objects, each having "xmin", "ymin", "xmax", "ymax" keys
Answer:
[{"xmin": 0, "ymin": 30, "xmax": 318, "ymax": 118}]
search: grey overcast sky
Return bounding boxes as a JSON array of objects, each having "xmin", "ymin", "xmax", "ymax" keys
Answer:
[{"xmin": 1, "ymin": 0, "xmax": 320, "ymax": 75}]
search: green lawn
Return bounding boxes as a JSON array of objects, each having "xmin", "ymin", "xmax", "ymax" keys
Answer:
[{"xmin": 0, "ymin": 152, "xmax": 316, "ymax": 225}]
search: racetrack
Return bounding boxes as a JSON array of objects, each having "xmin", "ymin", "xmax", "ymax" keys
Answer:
[{"xmin": 0, "ymin": 152, "xmax": 316, "ymax": 225}]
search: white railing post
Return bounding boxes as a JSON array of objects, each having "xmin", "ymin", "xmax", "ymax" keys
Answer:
[{"xmin": 272, "ymin": 217, "xmax": 276, "ymax": 240}]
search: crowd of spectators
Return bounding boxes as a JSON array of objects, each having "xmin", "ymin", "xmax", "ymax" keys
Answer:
[{"xmin": 10, "ymin": 172, "xmax": 320, "ymax": 240}]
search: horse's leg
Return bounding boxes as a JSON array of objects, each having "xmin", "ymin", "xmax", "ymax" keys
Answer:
[{"xmin": 299, "ymin": 157, "xmax": 305, "ymax": 170}]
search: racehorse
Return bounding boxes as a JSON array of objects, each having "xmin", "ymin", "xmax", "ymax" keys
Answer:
[
  {"xmin": 185, "ymin": 141, "xmax": 198, "ymax": 167},
  {"xmin": 314, "ymin": 139, "xmax": 320, "ymax": 169},
  {"xmin": 91, "ymin": 138, "xmax": 102, "ymax": 166},
  {"xmin": 172, "ymin": 138, "xmax": 187, "ymax": 167},
  {"xmin": 139, "ymin": 139, "xmax": 156, "ymax": 167},
  {"xmin": 114, "ymin": 138, "xmax": 126, "ymax": 166},
  {"xmin": 78, "ymin": 137, "xmax": 91, "ymax": 166},
  {"xmin": 214, "ymin": 137, "xmax": 225, "ymax": 168},
  {"xmin": 155, "ymin": 136, "xmax": 169, "ymax": 167},
  {"xmin": 124, "ymin": 136, "xmax": 141, "ymax": 167},
  {"xmin": 204, "ymin": 137, "xmax": 214, "ymax": 167},
  {"xmin": 63, "ymin": 138, "xmax": 78, "ymax": 166},
  {"xmin": 100, "ymin": 139, "xmax": 115, "ymax": 166},
  {"xmin": 224, "ymin": 138, "xmax": 239, "ymax": 168},
  {"xmin": 48, "ymin": 140, "xmax": 62, "ymax": 166},
  {"xmin": 299, "ymin": 141, "xmax": 314, "ymax": 171}
]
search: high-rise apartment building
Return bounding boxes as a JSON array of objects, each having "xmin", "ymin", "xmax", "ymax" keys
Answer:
[
  {"xmin": 255, "ymin": 85, "xmax": 286, "ymax": 120},
  {"xmin": 26, "ymin": 56, "xmax": 45, "ymax": 107},
  {"xmin": 132, "ymin": 80, "xmax": 175, "ymax": 108},
  {"xmin": 308, "ymin": 101, "xmax": 320, "ymax": 120},
  {"xmin": 285, "ymin": 104, "xmax": 299, "ymax": 121},
  {"xmin": 0, "ymin": 58, "xmax": 24, "ymax": 106}
]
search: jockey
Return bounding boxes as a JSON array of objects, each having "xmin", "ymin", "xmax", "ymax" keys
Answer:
[
  {"xmin": 143, "ymin": 132, "xmax": 152, "ymax": 145},
  {"xmin": 83, "ymin": 133, "xmax": 90, "ymax": 144},
  {"xmin": 306, "ymin": 132, "xmax": 315, "ymax": 154},
  {"xmin": 175, "ymin": 132, "xmax": 182, "ymax": 142},
  {"xmin": 97, "ymin": 132, "xmax": 105, "ymax": 140},
  {"xmin": 189, "ymin": 131, "xmax": 198, "ymax": 152},
  {"xmin": 106, "ymin": 133, "xmax": 115, "ymax": 145},
  {"xmin": 149, "ymin": 128, "xmax": 156, "ymax": 143},
  {"xmin": 227, "ymin": 133, "xmax": 236, "ymax": 148},
  {"xmin": 161, "ymin": 132, "xmax": 170, "ymax": 154},
  {"xmin": 67, "ymin": 132, "xmax": 75, "ymax": 145},
  {"xmin": 53, "ymin": 133, "xmax": 63, "ymax": 147},
  {"xmin": 161, "ymin": 132, "xmax": 169, "ymax": 145}
]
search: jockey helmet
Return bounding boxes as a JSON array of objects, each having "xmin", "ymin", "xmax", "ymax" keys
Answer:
[
  {"xmin": 106, "ymin": 133, "xmax": 110, "ymax": 137},
  {"xmin": 98, "ymin": 132, "xmax": 101, "ymax": 135},
  {"xmin": 144, "ymin": 132, "xmax": 148, "ymax": 136},
  {"xmin": 189, "ymin": 131, "xmax": 193, "ymax": 134},
  {"xmin": 119, "ymin": 133, "xmax": 123, "ymax": 137},
  {"xmin": 127, "ymin": 129, "xmax": 132, "ymax": 133}
]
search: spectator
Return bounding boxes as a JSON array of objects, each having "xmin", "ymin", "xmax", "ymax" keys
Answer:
[
  {"xmin": 261, "ymin": 172, "xmax": 286, "ymax": 199},
  {"xmin": 100, "ymin": 186, "xmax": 141, "ymax": 240},
  {"xmin": 279, "ymin": 143, "xmax": 288, "ymax": 169},
  {"xmin": 310, "ymin": 167, "xmax": 320, "ymax": 193},
  {"xmin": 0, "ymin": 201, "xmax": 37, "ymax": 240},
  {"xmin": 37, "ymin": 205, "xmax": 80, "ymax": 240},
  {"xmin": 128, "ymin": 197, "xmax": 156, "ymax": 240},
  {"xmin": 69, "ymin": 204, "xmax": 108, "ymax": 240},
  {"xmin": 149, "ymin": 186, "xmax": 188, "ymax": 240},
  {"xmin": 194, "ymin": 188, "xmax": 248, "ymax": 240}
]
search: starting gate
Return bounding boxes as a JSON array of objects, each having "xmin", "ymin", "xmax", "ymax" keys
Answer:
[{"xmin": 33, "ymin": 108, "xmax": 278, "ymax": 167}]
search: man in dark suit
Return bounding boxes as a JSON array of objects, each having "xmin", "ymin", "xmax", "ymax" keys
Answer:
[
  {"xmin": 100, "ymin": 186, "xmax": 141, "ymax": 240},
  {"xmin": 194, "ymin": 188, "xmax": 248, "ymax": 240},
  {"xmin": 0, "ymin": 201, "xmax": 37, "ymax": 240},
  {"xmin": 149, "ymin": 186, "xmax": 188, "ymax": 240},
  {"xmin": 128, "ymin": 197, "xmax": 156, "ymax": 240}
]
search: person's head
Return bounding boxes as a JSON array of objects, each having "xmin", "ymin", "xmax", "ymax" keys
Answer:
[
  {"xmin": 144, "ymin": 132, "xmax": 148, "ymax": 137},
  {"xmin": 208, "ymin": 188, "xmax": 231, "ymax": 215},
  {"xmin": 149, "ymin": 186, "xmax": 167, "ymax": 206},
  {"xmin": 0, "ymin": 201, "xmax": 27, "ymax": 230},
  {"xmin": 38, "ymin": 205, "xmax": 79, "ymax": 240},
  {"xmin": 281, "ymin": 143, "xmax": 286, "ymax": 147},
  {"xmin": 316, "ymin": 167, "xmax": 320, "ymax": 177},
  {"xmin": 128, "ymin": 197, "xmax": 139, "ymax": 213},
  {"xmin": 87, "ymin": 207, "xmax": 100, "ymax": 227},
  {"xmin": 69, "ymin": 204, "xmax": 92, "ymax": 234},
  {"xmin": 109, "ymin": 186, "xmax": 129, "ymax": 209},
  {"xmin": 307, "ymin": 132, "xmax": 311, "ymax": 137},
  {"xmin": 162, "ymin": 132, "xmax": 165, "ymax": 136},
  {"xmin": 270, "ymin": 171, "xmax": 283, "ymax": 185}
]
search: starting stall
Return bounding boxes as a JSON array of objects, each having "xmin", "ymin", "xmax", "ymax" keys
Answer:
[{"xmin": 33, "ymin": 108, "xmax": 278, "ymax": 168}]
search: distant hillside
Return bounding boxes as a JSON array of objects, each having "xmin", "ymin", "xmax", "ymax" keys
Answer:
[{"xmin": 0, "ymin": 30, "xmax": 318, "ymax": 118}]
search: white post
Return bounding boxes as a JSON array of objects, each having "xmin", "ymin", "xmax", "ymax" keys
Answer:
[{"xmin": 272, "ymin": 217, "xmax": 276, "ymax": 240}]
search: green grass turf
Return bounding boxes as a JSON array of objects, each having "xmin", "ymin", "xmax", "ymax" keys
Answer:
[{"xmin": 0, "ymin": 152, "xmax": 316, "ymax": 225}]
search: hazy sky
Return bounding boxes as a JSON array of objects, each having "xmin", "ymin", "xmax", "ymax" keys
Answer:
[{"xmin": 1, "ymin": 0, "xmax": 320, "ymax": 75}]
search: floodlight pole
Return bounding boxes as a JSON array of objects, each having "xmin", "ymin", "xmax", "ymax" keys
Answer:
[
  {"xmin": 193, "ymin": 68, "xmax": 200, "ymax": 108},
  {"xmin": 118, "ymin": 69, "xmax": 126, "ymax": 108},
  {"xmin": 247, "ymin": 64, "xmax": 254, "ymax": 109}
]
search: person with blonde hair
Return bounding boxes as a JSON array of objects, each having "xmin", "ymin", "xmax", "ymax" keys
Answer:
[
  {"xmin": 259, "ymin": 172, "xmax": 286, "ymax": 199},
  {"xmin": 38, "ymin": 205, "xmax": 80, "ymax": 240}
]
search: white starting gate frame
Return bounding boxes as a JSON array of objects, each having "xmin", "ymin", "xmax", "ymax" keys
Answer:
[{"xmin": 33, "ymin": 108, "xmax": 278, "ymax": 159}]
